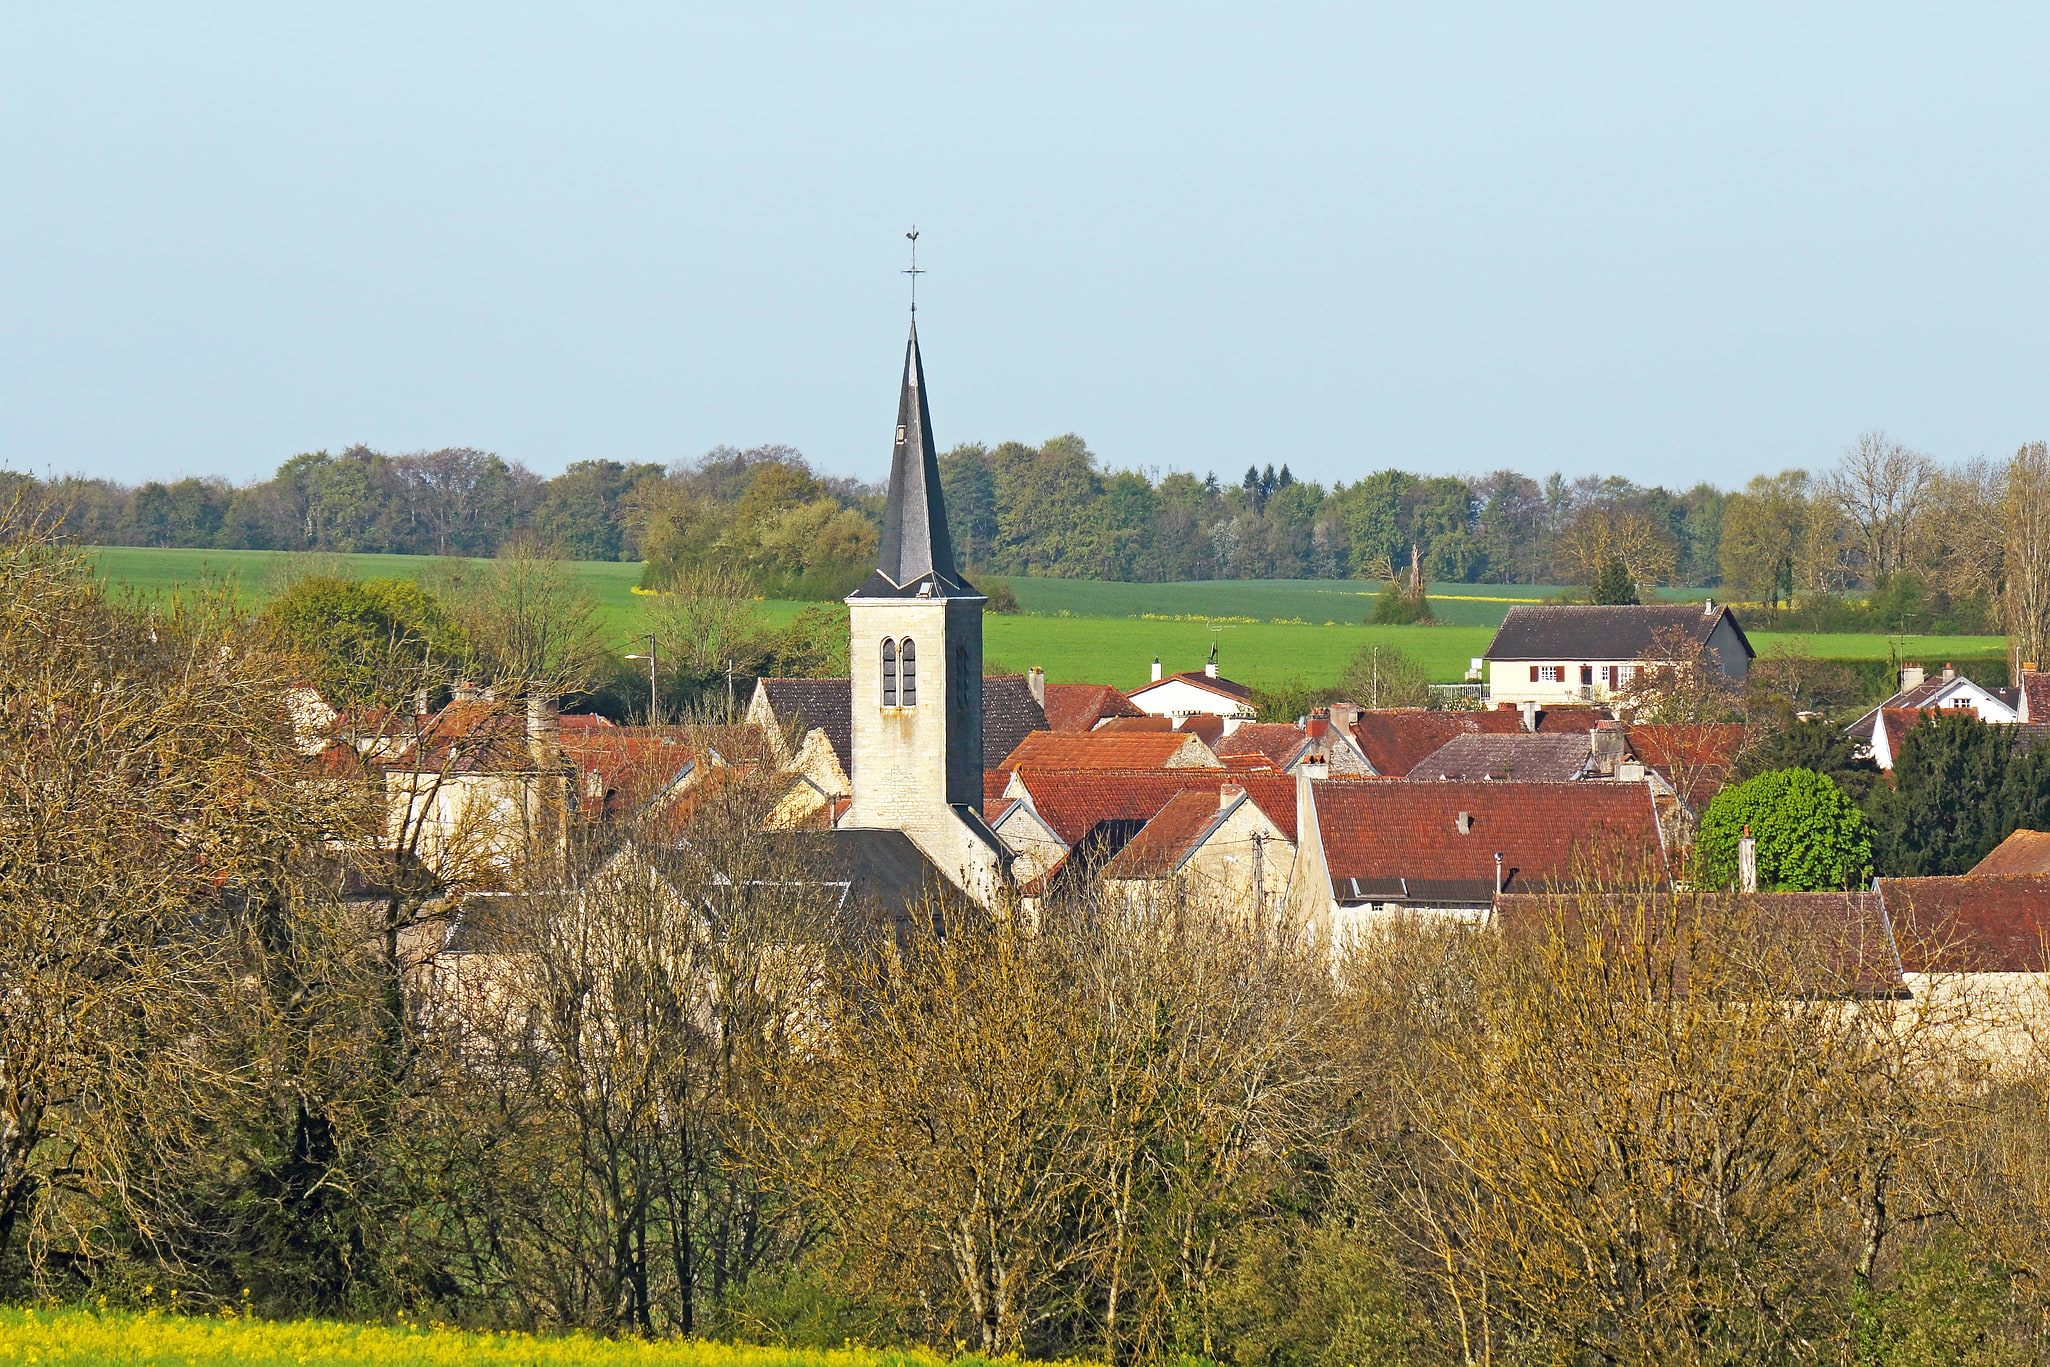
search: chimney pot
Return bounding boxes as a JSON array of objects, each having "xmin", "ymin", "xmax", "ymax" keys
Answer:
[
  {"xmin": 453, "ymin": 679, "xmax": 481, "ymax": 703},
  {"xmin": 1027, "ymin": 666, "xmax": 1045, "ymax": 707}
]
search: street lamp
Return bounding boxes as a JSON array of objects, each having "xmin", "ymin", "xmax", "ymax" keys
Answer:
[{"xmin": 624, "ymin": 634, "xmax": 658, "ymax": 724}]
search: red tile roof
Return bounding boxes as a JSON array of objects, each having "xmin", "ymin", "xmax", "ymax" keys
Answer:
[
  {"xmin": 1623, "ymin": 723, "xmax": 1747, "ymax": 801},
  {"xmin": 1970, "ymin": 830, "xmax": 2050, "ymax": 877},
  {"xmin": 1214, "ymin": 722, "xmax": 1309, "ymax": 767},
  {"xmin": 1100, "ymin": 779, "xmax": 1298, "ymax": 880},
  {"xmin": 2024, "ymin": 671, "xmax": 2050, "ymax": 724},
  {"xmin": 1041, "ymin": 682, "xmax": 1146, "ymax": 732},
  {"xmin": 1349, "ymin": 709, "xmax": 1525, "ymax": 777},
  {"xmin": 1312, "ymin": 780, "xmax": 1668, "ymax": 899},
  {"xmin": 1177, "ymin": 714, "xmax": 1227, "ymax": 746},
  {"xmin": 1093, "ymin": 716, "xmax": 1175, "ymax": 732},
  {"xmin": 1878, "ymin": 707, "xmax": 1939, "ymax": 761},
  {"xmin": 1881, "ymin": 875, "xmax": 2050, "ymax": 973},
  {"xmin": 1008, "ymin": 770, "xmax": 1295, "ymax": 847},
  {"xmin": 1000, "ymin": 730, "xmax": 1221, "ymax": 773}
]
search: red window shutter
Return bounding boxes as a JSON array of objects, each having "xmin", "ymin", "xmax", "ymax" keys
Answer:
[{"xmin": 1530, "ymin": 666, "xmax": 1540, "ymax": 682}]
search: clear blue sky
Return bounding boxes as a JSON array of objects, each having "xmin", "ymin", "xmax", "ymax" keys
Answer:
[{"xmin": 4, "ymin": 4, "xmax": 2047, "ymax": 491}]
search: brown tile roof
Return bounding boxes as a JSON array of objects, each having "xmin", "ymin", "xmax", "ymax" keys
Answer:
[
  {"xmin": 1000, "ymin": 730, "xmax": 1221, "ymax": 774},
  {"xmin": 1878, "ymin": 707, "xmax": 1938, "ymax": 760},
  {"xmin": 1970, "ymin": 830, "xmax": 2050, "ymax": 877},
  {"xmin": 1215, "ymin": 722, "xmax": 1309, "ymax": 768},
  {"xmin": 1493, "ymin": 891, "xmax": 1905, "ymax": 998},
  {"xmin": 1008, "ymin": 770, "xmax": 1295, "ymax": 848},
  {"xmin": 1406, "ymin": 732, "xmax": 1593, "ymax": 782},
  {"xmin": 1312, "ymin": 780, "xmax": 1668, "ymax": 900},
  {"xmin": 1041, "ymin": 682, "xmax": 1146, "ymax": 732},
  {"xmin": 1880, "ymin": 875, "xmax": 2050, "ymax": 973},
  {"xmin": 1177, "ymin": 714, "xmax": 1227, "ymax": 746},
  {"xmin": 1220, "ymin": 753, "xmax": 1283, "ymax": 772},
  {"xmin": 2025, "ymin": 671, "xmax": 2050, "ymax": 724},
  {"xmin": 1348, "ymin": 709, "xmax": 1525, "ymax": 777},
  {"xmin": 1484, "ymin": 603, "xmax": 1753, "ymax": 662},
  {"xmin": 559, "ymin": 727, "xmax": 702, "ymax": 819}
]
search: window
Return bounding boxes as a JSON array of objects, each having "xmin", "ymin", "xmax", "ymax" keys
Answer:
[
  {"xmin": 1580, "ymin": 665, "xmax": 1595, "ymax": 687},
  {"xmin": 1532, "ymin": 665, "xmax": 1564, "ymax": 683},
  {"xmin": 901, "ymin": 638, "xmax": 917, "ymax": 706},
  {"xmin": 881, "ymin": 639, "xmax": 897, "ymax": 706}
]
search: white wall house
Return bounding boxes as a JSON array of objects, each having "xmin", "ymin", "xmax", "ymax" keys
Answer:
[
  {"xmin": 1127, "ymin": 659, "xmax": 1259, "ymax": 732},
  {"xmin": 1483, "ymin": 603, "xmax": 1755, "ymax": 707}
]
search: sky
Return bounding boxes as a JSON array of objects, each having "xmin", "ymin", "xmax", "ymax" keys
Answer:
[{"xmin": 3, "ymin": 4, "xmax": 2048, "ymax": 492}]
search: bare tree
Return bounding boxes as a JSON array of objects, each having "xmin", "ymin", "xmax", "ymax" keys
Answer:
[
  {"xmin": 1824, "ymin": 431, "xmax": 1939, "ymax": 585},
  {"xmin": 1556, "ymin": 506, "xmax": 1677, "ymax": 592}
]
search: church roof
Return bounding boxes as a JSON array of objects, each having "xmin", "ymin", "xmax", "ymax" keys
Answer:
[{"xmin": 853, "ymin": 319, "xmax": 977, "ymax": 599}]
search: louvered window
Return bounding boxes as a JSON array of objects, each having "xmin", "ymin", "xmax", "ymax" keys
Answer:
[
  {"xmin": 900, "ymin": 638, "xmax": 917, "ymax": 706},
  {"xmin": 881, "ymin": 639, "xmax": 898, "ymax": 707}
]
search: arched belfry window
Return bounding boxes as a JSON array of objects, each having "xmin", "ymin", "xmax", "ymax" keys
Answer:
[
  {"xmin": 881, "ymin": 639, "xmax": 898, "ymax": 707},
  {"xmin": 900, "ymin": 638, "xmax": 917, "ymax": 706}
]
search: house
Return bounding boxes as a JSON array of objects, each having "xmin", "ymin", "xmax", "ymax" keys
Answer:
[
  {"xmin": 1404, "ymin": 732, "xmax": 1606, "ymax": 782},
  {"xmin": 1490, "ymin": 891, "xmax": 1909, "ymax": 1000},
  {"xmin": 1971, "ymin": 830, "xmax": 2050, "ymax": 876},
  {"xmin": 1127, "ymin": 657, "xmax": 1259, "ymax": 731},
  {"xmin": 988, "ymin": 768, "xmax": 1279, "ymax": 900},
  {"xmin": 1482, "ymin": 602, "xmax": 1754, "ymax": 707},
  {"xmin": 1214, "ymin": 714, "xmax": 1375, "ymax": 776},
  {"xmin": 1879, "ymin": 873, "xmax": 2050, "ymax": 1067},
  {"xmin": 1101, "ymin": 779, "xmax": 1298, "ymax": 923},
  {"xmin": 1846, "ymin": 664, "xmax": 2050, "ymax": 769},
  {"xmin": 1286, "ymin": 776, "xmax": 1670, "ymax": 946}
]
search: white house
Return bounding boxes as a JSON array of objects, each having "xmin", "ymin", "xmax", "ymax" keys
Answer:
[
  {"xmin": 1127, "ymin": 658, "xmax": 1259, "ymax": 732},
  {"xmin": 1483, "ymin": 603, "xmax": 1754, "ymax": 707}
]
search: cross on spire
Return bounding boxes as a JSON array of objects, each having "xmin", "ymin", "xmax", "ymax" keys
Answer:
[{"xmin": 904, "ymin": 226, "xmax": 924, "ymax": 314}]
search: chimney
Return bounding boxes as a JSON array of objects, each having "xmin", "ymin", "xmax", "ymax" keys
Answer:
[
  {"xmin": 1027, "ymin": 666, "xmax": 1045, "ymax": 707},
  {"xmin": 526, "ymin": 693, "xmax": 558, "ymax": 742},
  {"xmin": 1306, "ymin": 714, "xmax": 1330, "ymax": 741},
  {"xmin": 414, "ymin": 688, "xmax": 430, "ymax": 716},
  {"xmin": 1941, "ymin": 662, "xmax": 1955, "ymax": 682},
  {"xmin": 1518, "ymin": 699, "xmax": 1539, "ymax": 732},
  {"xmin": 1456, "ymin": 811, "xmax": 1473, "ymax": 835},
  {"xmin": 1702, "ymin": 598, "xmax": 1717, "ymax": 618},
  {"xmin": 1219, "ymin": 782, "xmax": 1245, "ymax": 811},
  {"xmin": 1329, "ymin": 700, "xmax": 1359, "ymax": 730},
  {"xmin": 1205, "ymin": 659, "xmax": 1219, "ymax": 679},
  {"xmin": 1299, "ymin": 759, "xmax": 1329, "ymax": 781},
  {"xmin": 1899, "ymin": 663, "xmax": 1925, "ymax": 693},
  {"xmin": 1591, "ymin": 721, "xmax": 1625, "ymax": 774},
  {"xmin": 453, "ymin": 679, "xmax": 482, "ymax": 703},
  {"xmin": 1739, "ymin": 825, "xmax": 1758, "ymax": 894},
  {"xmin": 1494, "ymin": 850, "xmax": 1504, "ymax": 896},
  {"xmin": 1151, "ymin": 657, "xmax": 1163, "ymax": 683}
]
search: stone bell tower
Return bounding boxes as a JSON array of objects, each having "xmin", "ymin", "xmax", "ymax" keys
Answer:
[{"xmin": 842, "ymin": 315, "xmax": 1005, "ymax": 898}]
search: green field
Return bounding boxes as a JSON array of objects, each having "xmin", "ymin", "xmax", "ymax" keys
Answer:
[
  {"xmin": 0, "ymin": 1306, "xmax": 1022, "ymax": 1367},
  {"xmin": 79, "ymin": 547, "xmax": 2007, "ymax": 693}
]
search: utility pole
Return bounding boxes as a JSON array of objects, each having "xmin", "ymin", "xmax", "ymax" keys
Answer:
[
  {"xmin": 726, "ymin": 659, "xmax": 735, "ymax": 722},
  {"xmin": 1372, "ymin": 644, "xmax": 1381, "ymax": 709},
  {"xmin": 625, "ymin": 634, "xmax": 658, "ymax": 725}
]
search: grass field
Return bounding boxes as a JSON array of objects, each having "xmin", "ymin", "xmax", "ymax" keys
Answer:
[
  {"xmin": 0, "ymin": 1307, "xmax": 1025, "ymax": 1367},
  {"xmin": 78, "ymin": 547, "xmax": 2008, "ymax": 692}
]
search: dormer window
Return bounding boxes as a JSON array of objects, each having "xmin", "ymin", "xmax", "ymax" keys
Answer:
[
  {"xmin": 900, "ymin": 638, "xmax": 917, "ymax": 706},
  {"xmin": 882, "ymin": 639, "xmax": 898, "ymax": 706}
]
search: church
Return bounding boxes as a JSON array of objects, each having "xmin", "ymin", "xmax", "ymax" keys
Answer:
[{"xmin": 747, "ymin": 312, "xmax": 1015, "ymax": 907}]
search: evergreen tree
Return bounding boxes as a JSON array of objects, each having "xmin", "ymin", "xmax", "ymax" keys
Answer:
[
  {"xmin": 1868, "ymin": 711, "xmax": 2050, "ymax": 875},
  {"xmin": 1590, "ymin": 555, "xmax": 1640, "ymax": 605}
]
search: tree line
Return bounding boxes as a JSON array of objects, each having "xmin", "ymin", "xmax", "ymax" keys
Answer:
[{"xmin": 14, "ymin": 434, "xmax": 2049, "ymax": 624}]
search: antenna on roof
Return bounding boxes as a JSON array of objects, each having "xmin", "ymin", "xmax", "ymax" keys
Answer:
[{"xmin": 904, "ymin": 227, "xmax": 924, "ymax": 315}]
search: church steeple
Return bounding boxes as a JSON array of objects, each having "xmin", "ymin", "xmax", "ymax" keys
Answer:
[{"xmin": 859, "ymin": 319, "xmax": 973, "ymax": 597}]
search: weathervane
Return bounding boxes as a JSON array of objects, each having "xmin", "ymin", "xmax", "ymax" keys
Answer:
[{"xmin": 904, "ymin": 226, "xmax": 924, "ymax": 314}]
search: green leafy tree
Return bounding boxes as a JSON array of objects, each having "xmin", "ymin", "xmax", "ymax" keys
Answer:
[
  {"xmin": 1693, "ymin": 768, "xmax": 1872, "ymax": 891},
  {"xmin": 1867, "ymin": 711, "xmax": 2050, "ymax": 876},
  {"xmin": 260, "ymin": 574, "xmax": 461, "ymax": 704},
  {"xmin": 1590, "ymin": 555, "xmax": 1640, "ymax": 605}
]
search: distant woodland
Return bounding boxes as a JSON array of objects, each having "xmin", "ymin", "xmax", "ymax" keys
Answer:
[{"xmin": 7, "ymin": 433, "xmax": 2046, "ymax": 639}]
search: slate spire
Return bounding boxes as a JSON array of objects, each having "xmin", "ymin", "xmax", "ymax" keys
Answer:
[{"xmin": 863, "ymin": 317, "xmax": 972, "ymax": 595}]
